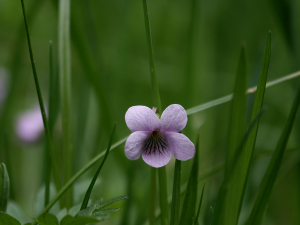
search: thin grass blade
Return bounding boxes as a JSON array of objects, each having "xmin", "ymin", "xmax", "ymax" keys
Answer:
[
  {"xmin": 179, "ymin": 132, "xmax": 200, "ymax": 225},
  {"xmin": 246, "ymin": 83, "xmax": 300, "ymax": 225},
  {"xmin": 80, "ymin": 123, "xmax": 117, "ymax": 210},
  {"xmin": 170, "ymin": 159, "xmax": 181, "ymax": 225},
  {"xmin": 20, "ymin": 0, "xmax": 61, "ymax": 194},
  {"xmin": 193, "ymin": 181, "xmax": 205, "ymax": 225}
]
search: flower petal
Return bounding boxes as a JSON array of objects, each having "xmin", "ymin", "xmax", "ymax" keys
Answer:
[
  {"xmin": 142, "ymin": 147, "xmax": 172, "ymax": 168},
  {"xmin": 125, "ymin": 106, "xmax": 160, "ymax": 132},
  {"xmin": 160, "ymin": 104, "xmax": 187, "ymax": 132},
  {"xmin": 164, "ymin": 132, "xmax": 195, "ymax": 161},
  {"xmin": 125, "ymin": 131, "xmax": 151, "ymax": 160}
]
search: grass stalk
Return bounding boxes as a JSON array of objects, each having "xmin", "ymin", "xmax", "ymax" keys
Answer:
[
  {"xmin": 20, "ymin": 0, "xmax": 61, "ymax": 196},
  {"xmin": 58, "ymin": 0, "xmax": 73, "ymax": 208}
]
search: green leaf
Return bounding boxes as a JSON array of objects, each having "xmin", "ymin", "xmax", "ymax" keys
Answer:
[
  {"xmin": 37, "ymin": 214, "xmax": 59, "ymax": 225},
  {"xmin": 92, "ymin": 208, "xmax": 121, "ymax": 221},
  {"xmin": 179, "ymin": 132, "xmax": 200, "ymax": 225},
  {"xmin": 95, "ymin": 196, "xmax": 127, "ymax": 210},
  {"xmin": 170, "ymin": 159, "xmax": 181, "ymax": 225},
  {"xmin": 0, "ymin": 212, "xmax": 21, "ymax": 225},
  {"xmin": 0, "ymin": 163, "xmax": 10, "ymax": 212},
  {"xmin": 211, "ymin": 45, "xmax": 247, "ymax": 225},
  {"xmin": 60, "ymin": 215, "xmax": 99, "ymax": 225},
  {"xmin": 193, "ymin": 181, "xmax": 205, "ymax": 225},
  {"xmin": 80, "ymin": 123, "xmax": 116, "ymax": 210},
  {"xmin": 246, "ymin": 82, "xmax": 300, "ymax": 224},
  {"xmin": 56, "ymin": 208, "xmax": 67, "ymax": 222}
]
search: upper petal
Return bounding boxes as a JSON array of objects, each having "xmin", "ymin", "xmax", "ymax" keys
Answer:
[
  {"xmin": 125, "ymin": 106, "xmax": 160, "ymax": 132},
  {"xmin": 164, "ymin": 132, "xmax": 195, "ymax": 161},
  {"xmin": 125, "ymin": 131, "xmax": 151, "ymax": 160},
  {"xmin": 160, "ymin": 104, "xmax": 187, "ymax": 132}
]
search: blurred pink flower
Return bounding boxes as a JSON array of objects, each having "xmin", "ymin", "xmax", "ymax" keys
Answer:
[
  {"xmin": 16, "ymin": 106, "xmax": 45, "ymax": 142},
  {"xmin": 125, "ymin": 104, "xmax": 195, "ymax": 168}
]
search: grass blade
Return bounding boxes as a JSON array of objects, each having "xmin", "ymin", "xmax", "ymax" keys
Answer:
[
  {"xmin": 142, "ymin": 0, "xmax": 162, "ymax": 114},
  {"xmin": 193, "ymin": 181, "xmax": 205, "ymax": 225},
  {"xmin": 80, "ymin": 123, "xmax": 116, "ymax": 210},
  {"xmin": 238, "ymin": 32, "xmax": 271, "ymax": 216},
  {"xmin": 179, "ymin": 132, "xmax": 200, "ymax": 225},
  {"xmin": 246, "ymin": 84, "xmax": 300, "ymax": 225},
  {"xmin": 58, "ymin": 0, "xmax": 73, "ymax": 208},
  {"xmin": 170, "ymin": 159, "xmax": 181, "ymax": 225},
  {"xmin": 211, "ymin": 45, "xmax": 247, "ymax": 225},
  {"xmin": 0, "ymin": 163, "xmax": 10, "ymax": 212},
  {"xmin": 20, "ymin": 0, "xmax": 61, "ymax": 194}
]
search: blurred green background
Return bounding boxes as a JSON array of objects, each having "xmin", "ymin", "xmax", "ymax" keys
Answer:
[{"xmin": 0, "ymin": 0, "xmax": 299, "ymax": 224}]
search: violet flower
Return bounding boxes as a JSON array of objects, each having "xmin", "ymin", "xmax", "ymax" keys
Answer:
[
  {"xmin": 16, "ymin": 106, "xmax": 45, "ymax": 142},
  {"xmin": 125, "ymin": 104, "xmax": 195, "ymax": 168}
]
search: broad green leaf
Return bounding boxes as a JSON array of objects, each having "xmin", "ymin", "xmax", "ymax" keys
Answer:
[
  {"xmin": 0, "ymin": 163, "xmax": 10, "ymax": 212},
  {"xmin": 92, "ymin": 208, "xmax": 121, "ymax": 221},
  {"xmin": 56, "ymin": 208, "xmax": 67, "ymax": 222},
  {"xmin": 179, "ymin": 132, "xmax": 200, "ymax": 225},
  {"xmin": 68, "ymin": 204, "xmax": 81, "ymax": 217},
  {"xmin": 246, "ymin": 83, "xmax": 300, "ymax": 224},
  {"xmin": 0, "ymin": 212, "xmax": 21, "ymax": 225},
  {"xmin": 80, "ymin": 123, "xmax": 116, "ymax": 210},
  {"xmin": 37, "ymin": 214, "xmax": 59, "ymax": 225},
  {"xmin": 60, "ymin": 215, "xmax": 99, "ymax": 225},
  {"xmin": 170, "ymin": 159, "xmax": 181, "ymax": 225},
  {"xmin": 211, "ymin": 45, "xmax": 247, "ymax": 225},
  {"xmin": 96, "ymin": 196, "xmax": 127, "ymax": 210}
]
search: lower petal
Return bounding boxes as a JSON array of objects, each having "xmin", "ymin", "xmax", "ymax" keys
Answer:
[
  {"xmin": 164, "ymin": 132, "xmax": 195, "ymax": 161},
  {"xmin": 125, "ymin": 131, "xmax": 151, "ymax": 160},
  {"xmin": 142, "ymin": 148, "xmax": 172, "ymax": 168}
]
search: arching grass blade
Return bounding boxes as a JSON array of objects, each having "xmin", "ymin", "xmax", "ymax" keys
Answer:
[{"xmin": 80, "ymin": 123, "xmax": 116, "ymax": 210}]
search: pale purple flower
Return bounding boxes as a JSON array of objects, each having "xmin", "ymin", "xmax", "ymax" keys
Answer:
[
  {"xmin": 16, "ymin": 106, "xmax": 45, "ymax": 142},
  {"xmin": 125, "ymin": 104, "xmax": 195, "ymax": 168}
]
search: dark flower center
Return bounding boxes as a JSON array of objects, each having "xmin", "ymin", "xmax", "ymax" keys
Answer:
[{"xmin": 143, "ymin": 131, "xmax": 168, "ymax": 156}]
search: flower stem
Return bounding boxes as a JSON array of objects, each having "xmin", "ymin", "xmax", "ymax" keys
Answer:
[
  {"xmin": 170, "ymin": 159, "xmax": 181, "ymax": 225},
  {"xmin": 158, "ymin": 167, "xmax": 170, "ymax": 225},
  {"xmin": 142, "ymin": 1, "xmax": 169, "ymax": 224},
  {"xmin": 149, "ymin": 167, "xmax": 156, "ymax": 225}
]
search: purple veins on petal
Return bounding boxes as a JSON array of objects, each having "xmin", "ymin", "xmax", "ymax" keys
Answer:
[
  {"xmin": 164, "ymin": 132, "xmax": 195, "ymax": 161},
  {"xmin": 125, "ymin": 131, "xmax": 151, "ymax": 160}
]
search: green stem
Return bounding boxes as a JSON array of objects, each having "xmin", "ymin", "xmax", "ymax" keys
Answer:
[
  {"xmin": 20, "ymin": 0, "xmax": 61, "ymax": 195},
  {"xmin": 142, "ymin": 1, "xmax": 169, "ymax": 224},
  {"xmin": 170, "ymin": 160, "xmax": 181, "ymax": 225},
  {"xmin": 158, "ymin": 167, "xmax": 170, "ymax": 225},
  {"xmin": 149, "ymin": 167, "xmax": 157, "ymax": 225},
  {"xmin": 58, "ymin": 0, "xmax": 73, "ymax": 208}
]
